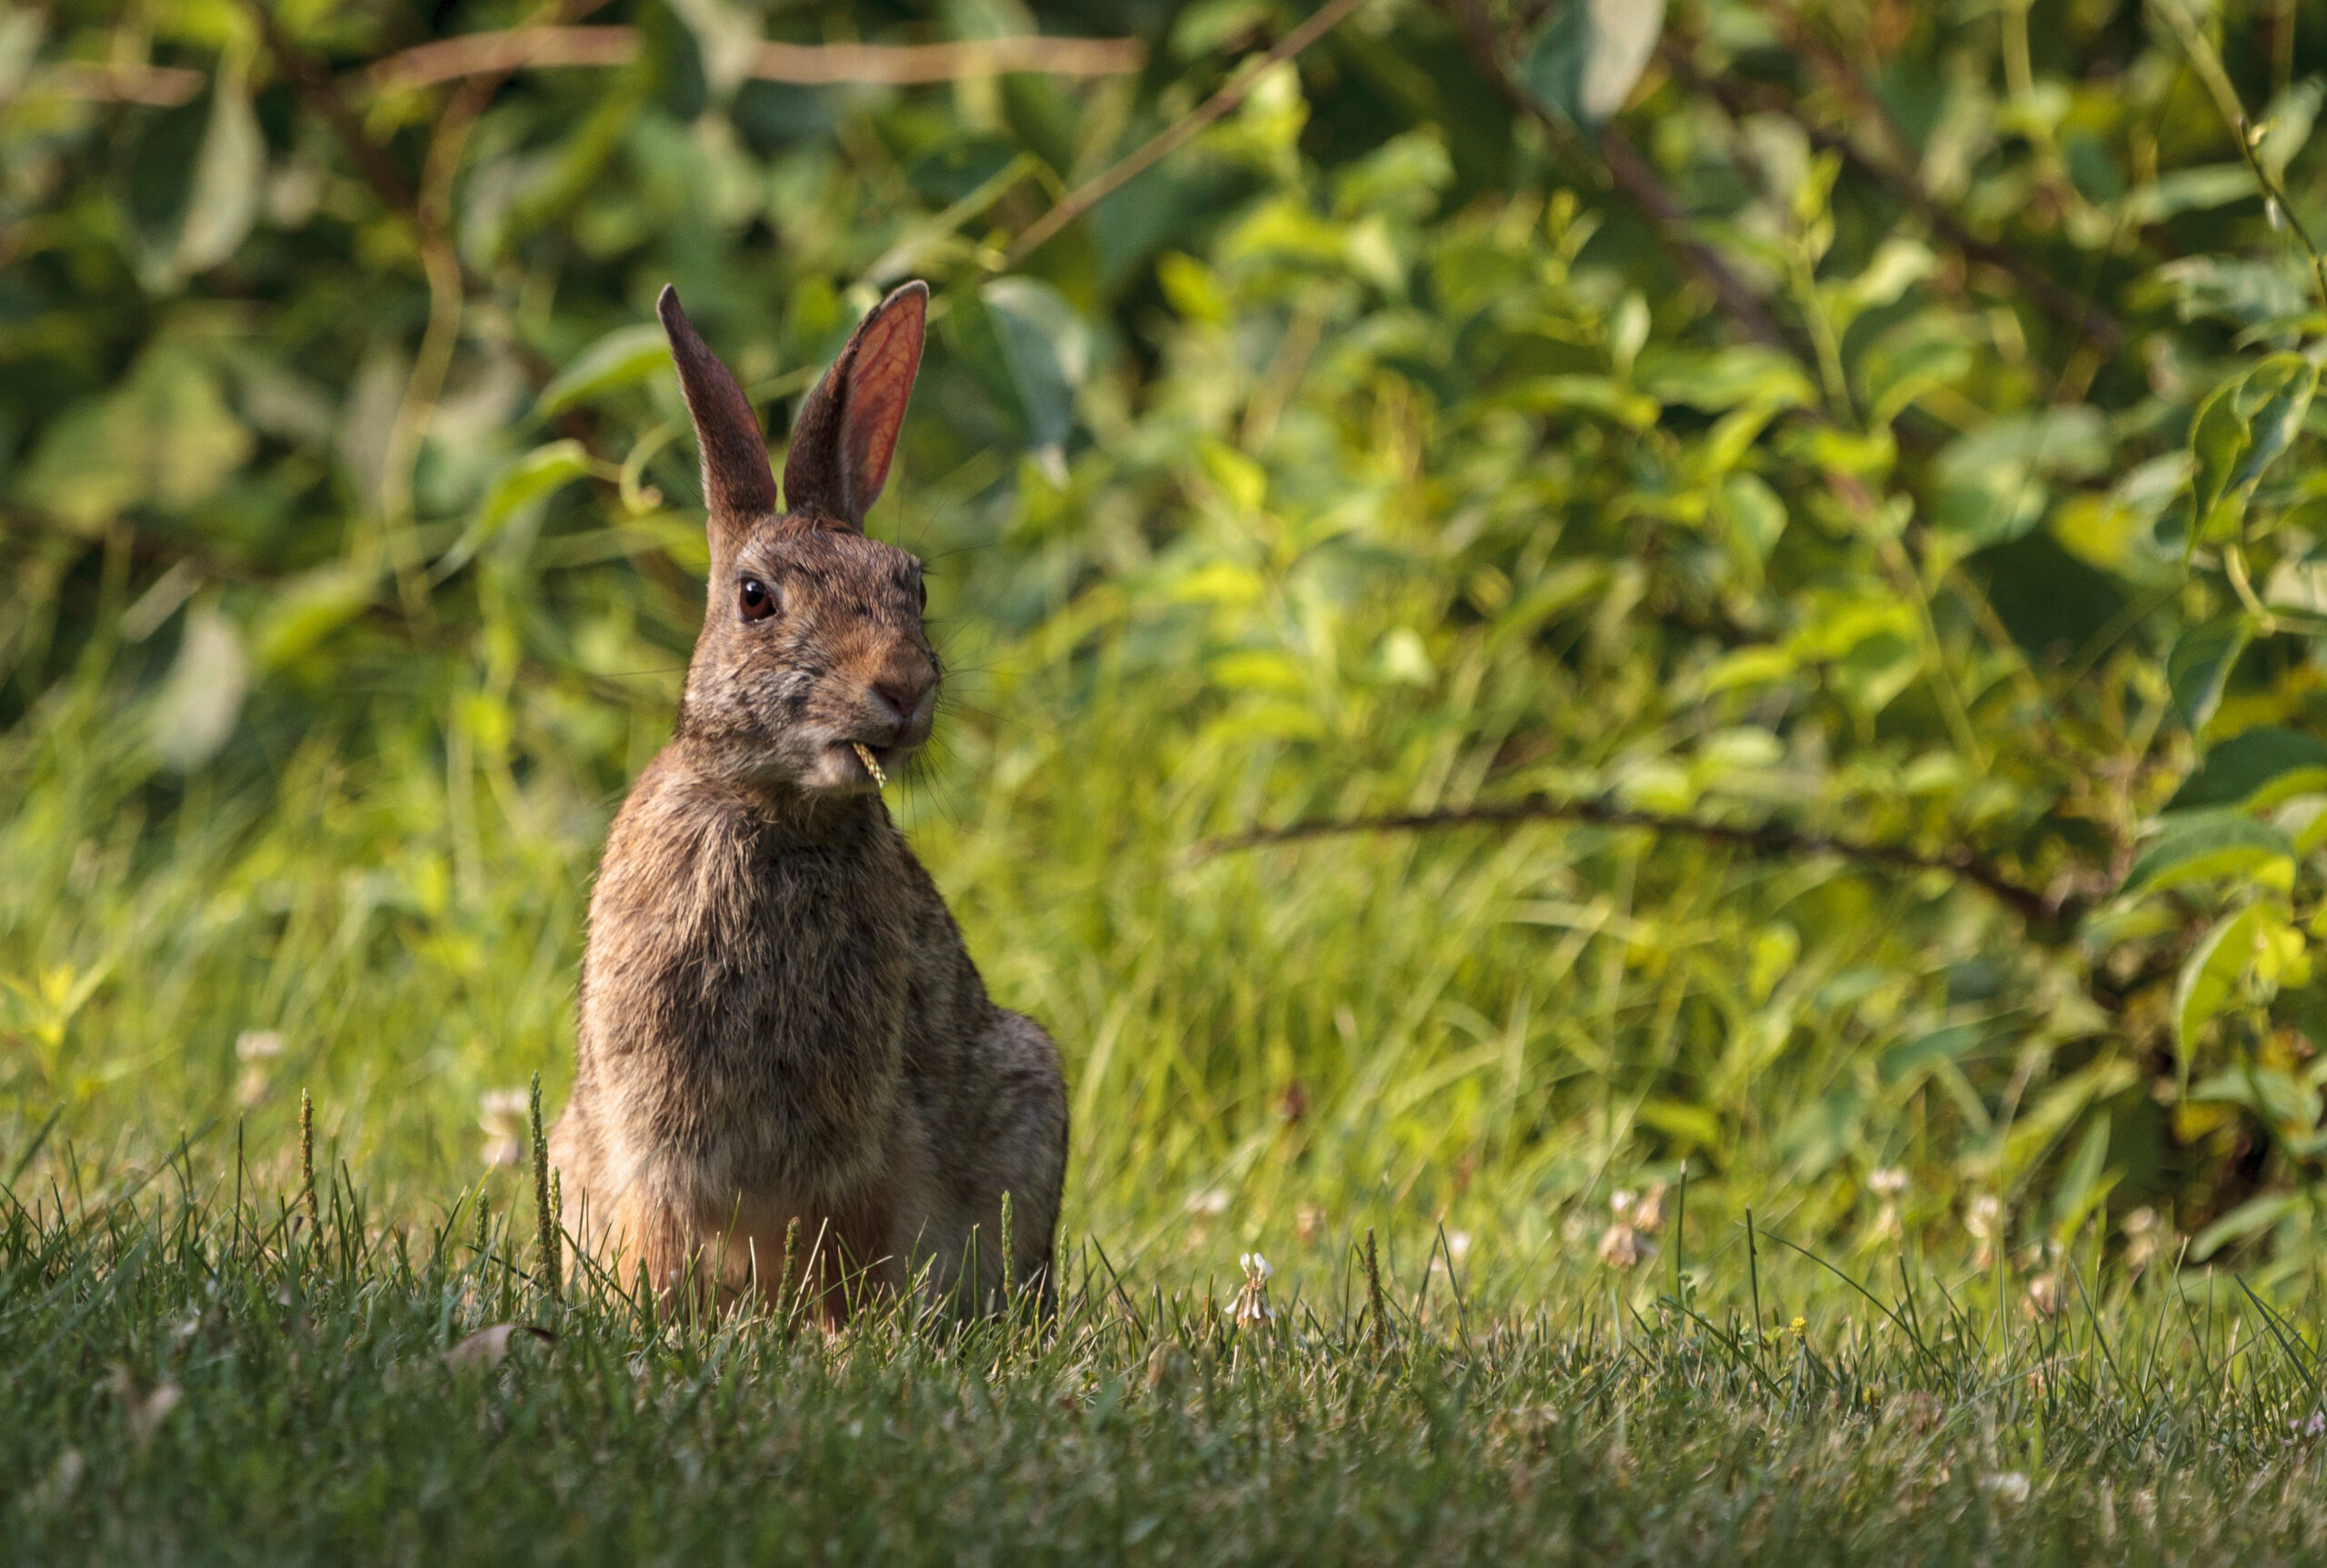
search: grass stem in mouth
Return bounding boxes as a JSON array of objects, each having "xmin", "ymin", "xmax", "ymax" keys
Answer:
[{"xmin": 853, "ymin": 743, "xmax": 887, "ymax": 789}]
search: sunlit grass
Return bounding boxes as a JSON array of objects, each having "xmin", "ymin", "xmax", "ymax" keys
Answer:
[
  {"xmin": 0, "ymin": 584, "xmax": 2302, "ymax": 1560},
  {"xmin": 5, "ymin": 1145, "xmax": 2327, "ymax": 1563},
  {"xmin": 0, "ymin": 606, "xmax": 2058, "ymax": 1293}
]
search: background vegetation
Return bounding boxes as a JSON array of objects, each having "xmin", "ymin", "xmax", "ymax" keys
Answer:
[
  {"xmin": 16, "ymin": 0, "xmax": 2327, "ymax": 1554},
  {"xmin": 10, "ymin": 0, "xmax": 2327, "ymax": 1343}
]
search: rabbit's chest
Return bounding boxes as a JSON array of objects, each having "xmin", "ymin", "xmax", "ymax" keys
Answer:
[
  {"xmin": 661, "ymin": 845, "xmax": 914, "ymax": 1191},
  {"xmin": 718, "ymin": 863, "xmax": 911, "ymax": 1060},
  {"xmin": 582, "ymin": 787, "xmax": 922, "ymax": 1198}
]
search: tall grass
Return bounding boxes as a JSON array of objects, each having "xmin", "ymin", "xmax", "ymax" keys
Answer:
[{"xmin": 1, "ymin": 565, "xmax": 2058, "ymax": 1295}]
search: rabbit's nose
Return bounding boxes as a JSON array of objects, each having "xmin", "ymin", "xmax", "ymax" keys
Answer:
[{"xmin": 869, "ymin": 668, "xmax": 933, "ymax": 734}]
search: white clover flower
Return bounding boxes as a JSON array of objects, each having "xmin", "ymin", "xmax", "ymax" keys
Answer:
[
  {"xmin": 2122, "ymin": 1206, "xmax": 2173, "ymax": 1273},
  {"xmin": 1965, "ymin": 1193, "xmax": 2006, "ymax": 1264},
  {"xmin": 235, "ymin": 1030, "xmax": 285, "ymax": 1062},
  {"xmin": 1869, "ymin": 1167, "xmax": 1910, "ymax": 1197},
  {"xmin": 1233, "ymin": 1252, "xmax": 1273, "ymax": 1328},
  {"xmin": 477, "ymin": 1087, "xmax": 532, "ymax": 1168},
  {"xmin": 1633, "ymin": 1186, "xmax": 1665, "ymax": 1233},
  {"xmin": 1597, "ymin": 1223, "xmax": 1653, "ymax": 1270}
]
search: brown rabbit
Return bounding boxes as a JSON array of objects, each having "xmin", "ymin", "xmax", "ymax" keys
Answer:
[{"xmin": 549, "ymin": 280, "xmax": 1066, "ymax": 1321}]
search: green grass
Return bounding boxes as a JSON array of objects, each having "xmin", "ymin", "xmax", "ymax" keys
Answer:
[
  {"xmin": 6, "ymin": 585, "xmax": 2323, "ymax": 1560},
  {"xmin": 6, "ymin": 1144, "xmax": 2327, "ymax": 1564}
]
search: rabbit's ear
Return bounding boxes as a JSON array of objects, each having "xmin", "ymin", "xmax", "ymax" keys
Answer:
[
  {"xmin": 783, "ymin": 281, "xmax": 928, "ymax": 529},
  {"xmin": 657, "ymin": 286, "xmax": 778, "ymax": 547}
]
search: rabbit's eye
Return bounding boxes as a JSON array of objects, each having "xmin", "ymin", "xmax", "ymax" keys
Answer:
[
  {"xmin": 915, "ymin": 579, "xmax": 927, "ymax": 612},
  {"xmin": 738, "ymin": 577, "xmax": 775, "ymax": 622}
]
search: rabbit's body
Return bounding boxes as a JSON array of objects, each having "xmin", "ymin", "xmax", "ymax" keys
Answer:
[{"xmin": 550, "ymin": 283, "xmax": 1065, "ymax": 1317}]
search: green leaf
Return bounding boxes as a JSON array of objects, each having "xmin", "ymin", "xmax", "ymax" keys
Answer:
[
  {"xmin": 1517, "ymin": 0, "xmax": 1667, "ymax": 130},
  {"xmin": 175, "ymin": 49, "xmax": 264, "ymax": 277},
  {"xmin": 434, "ymin": 441, "xmax": 592, "ymax": 581},
  {"xmin": 16, "ymin": 346, "xmax": 253, "ymax": 530},
  {"xmin": 1634, "ymin": 1098, "xmax": 1723, "ymax": 1151},
  {"xmin": 2125, "ymin": 814, "xmax": 2296, "ymax": 899},
  {"xmin": 2255, "ymin": 77, "xmax": 2324, "ymax": 181},
  {"xmin": 2049, "ymin": 1112, "xmax": 2114, "ymax": 1238},
  {"xmin": 2127, "ymin": 164, "xmax": 2262, "ymax": 225},
  {"xmin": 1861, "ymin": 314, "xmax": 1973, "ymax": 428},
  {"xmin": 2188, "ymin": 376, "xmax": 2249, "ymax": 526},
  {"xmin": 1636, "ymin": 345, "xmax": 1815, "ymax": 411},
  {"xmin": 1878, "ymin": 1023, "xmax": 1984, "ymax": 1085},
  {"xmin": 2192, "ymin": 1062, "xmax": 2320, "ymax": 1130},
  {"xmin": 252, "ymin": 564, "xmax": 377, "ymax": 673},
  {"xmin": 949, "ymin": 279, "xmax": 1089, "ymax": 465},
  {"xmin": 536, "ymin": 325, "xmax": 673, "ymax": 418},
  {"xmin": 2166, "ymin": 617, "xmax": 2251, "ymax": 731},
  {"xmin": 2185, "ymin": 354, "xmax": 2319, "ymax": 545},
  {"xmin": 1719, "ymin": 473, "xmax": 1787, "ymax": 563},
  {"xmin": 2172, "ymin": 903, "xmax": 2274, "ymax": 1060},
  {"xmin": 149, "ymin": 602, "xmax": 249, "ymax": 770},
  {"xmin": 1700, "ymin": 644, "xmax": 1794, "ymax": 694},
  {"xmin": 1502, "ymin": 375, "xmax": 1660, "ymax": 429},
  {"xmin": 1930, "ymin": 408, "xmax": 2109, "ymax": 547},
  {"xmin": 2230, "ymin": 354, "xmax": 2318, "ymax": 493},
  {"xmin": 2156, "ymin": 255, "xmax": 2313, "ymax": 327},
  {"xmin": 2166, "ymin": 726, "xmax": 2327, "ymax": 813},
  {"xmin": 2189, "ymin": 1190, "xmax": 2302, "ymax": 1263},
  {"xmin": 485, "ymin": 441, "xmax": 592, "ymax": 528},
  {"xmin": 1492, "ymin": 562, "xmax": 1611, "ymax": 646}
]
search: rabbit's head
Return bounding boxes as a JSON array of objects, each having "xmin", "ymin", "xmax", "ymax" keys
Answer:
[{"xmin": 657, "ymin": 282, "xmax": 938, "ymax": 796}]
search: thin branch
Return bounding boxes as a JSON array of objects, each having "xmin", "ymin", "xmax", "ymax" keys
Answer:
[
  {"xmin": 1436, "ymin": 0, "xmax": 1797, "ymax": 358},
  {"xmin": 1661, "ymin": 46, "xmax": 2125, "ymax": 352},
  {"xmin": 362, "ymin": 25, "xmax": 1144, "ymax": 94},
  {"xmin": 1193, "ymin": 795, "xmax": 2070, "ymax": 927},
  {"xmin": 1006, "ymin": 0, "xmax": 1373, "ymax": 265},
  {"xmin": 35, "ymin": 62, "xmax": 205, "ymax": 105},
  {"xmin": 2232, "ymin": 115, "xmax": 2327, "ymax": 315},
  {"xmin": 754, "ymin": 35, "xmax": 1142, "ymax": 85},
  {"xmin": 235, "ymin": 0, "xmax": 418, "ymax": 214},
  {"xmin": 364, "ymin": 24, "xmax": 633, "ymax": 88},
  {"xmin": 1594, "ymin": 126, "xmax": 1794, "ymax": 355}
]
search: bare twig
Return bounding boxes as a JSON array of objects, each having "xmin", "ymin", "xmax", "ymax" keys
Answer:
[
  {"xmin": 1194, "ymin": 794, "xmax": 2069, "ymax": 927},
  {"xmin": 754, "ymin": 35, "xmax": 1141, "ymax": 84},
  {"xmin": 2232, "ymin": 115, "xmax": 2327, "ymax": 314},
  {"xmin": 1006, "ymin": 0, "xmax": 1373, "ymax": 265},
  {"xmin": 35, "ymin": 61, "xmax": 205, "ymax": 105},
  {"xmin": 2152, "ymin": 0, "xmax": 2251, "ymax": 134},
  {"xmin": 235, "ymin": 0, "xmax": 418, "ymax": 214},
  {"xmin": 1595, "ymin": 126, "xmax": 1794, "ymax": 354},
  {"xmin": 362, "ymin": 25, "xmax": 1144, "ymax": 94},
  {"xmin": 1660, "ymin": 46, "xmax": 2125, "ymax": 352}
]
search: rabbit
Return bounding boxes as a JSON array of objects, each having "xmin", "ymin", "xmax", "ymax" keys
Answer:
[{"xmin": 548, "ymin": 279, "xmax": 1067, "ymax": 1322}]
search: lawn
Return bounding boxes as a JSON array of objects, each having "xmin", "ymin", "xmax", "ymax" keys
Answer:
[{"xmin": 6, "ymin": 1146, "xmax": 2327, "ymax": 1564}]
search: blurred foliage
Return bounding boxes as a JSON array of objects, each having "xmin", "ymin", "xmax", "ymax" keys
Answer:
[{"xmin": 5, "ymin": 0, "xmax": 2327, "ymax": 1291}]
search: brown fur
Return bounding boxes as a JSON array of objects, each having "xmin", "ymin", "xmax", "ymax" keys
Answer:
[{"xmin": 550, "ymin": 282, "xmax": 1067, "ymax": 1321}]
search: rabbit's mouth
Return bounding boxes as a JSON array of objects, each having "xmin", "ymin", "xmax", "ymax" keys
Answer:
[{"xmin": 803, "ymin": 737, "xmax": 909, "ymax": 794}]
